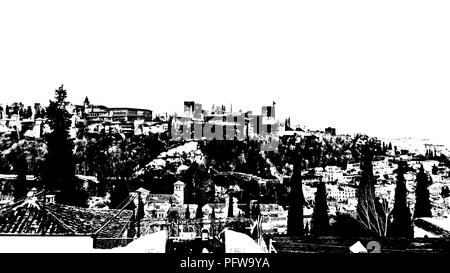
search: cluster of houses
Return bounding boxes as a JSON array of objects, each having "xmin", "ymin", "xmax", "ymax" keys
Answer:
[
  {"xmin": 300, "ymin": 155, "xmax": 450, "ymax": 223},
  {"xmin": 69, "ymin": 100, "xmax": 156, "ymax": 137},
  {"xmin": 0, "ymin": 100, "xmax": 156, "ymax": 140},
  {"xmin": 1, "ymin": 99, "xmax": 295, "ymax": 143},
  {"xmin": 134, "ymin": 181, "xmax": 244, "ymax": 222},
  {"xmin": 3, "ymin": 99, "xmax": 450, "ymax": 246}
]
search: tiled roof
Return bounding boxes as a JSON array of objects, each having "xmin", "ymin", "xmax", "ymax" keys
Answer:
[
  {"xmin": 147, "ymin": 194, "xmax": 178, "ymax": 204},
  {"xmin": 0, "ymin": 198, "xmax": 133, "ymax": 238}
]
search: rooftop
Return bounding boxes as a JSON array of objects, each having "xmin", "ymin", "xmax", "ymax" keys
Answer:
[
  {"xmin": 0, "ymin": 197, "xmax": 133, "ymax": 238},
  {"xmin": 146, "ymin": 194, "xmax": 179, "ymax": 204}
]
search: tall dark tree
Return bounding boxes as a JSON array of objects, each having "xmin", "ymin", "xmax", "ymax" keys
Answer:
[
  {"xmin": 12, "ymin": 153, "xmax": 29, "ymax": 200},
  {"xmin": 185, "ymin": 204, "xmax": 190, "ymax": 219},
  {"xmin": 413, "ymin": 165, "xmax": 432, "ymax": 218},
  {"xmin": 311, "ymin": 183, "xmax": 329, "ymax": 236},
  {"xmin": 5, "ymin": 105, "xmax": 10, "ymax": 118},
  {"xmin": 245, "ymin": 202, "xmax": 251, "ymax": 218},
  {"xmin": 135, "ymin": 192, "xmax": 145, "ymax": 238},
  {"xmin": 196, "ymin": 205, "xmax": 203, "ymax": 219},
  {"xmin": 42, "ymin": 85, "xmax": 83, "ymax": 206},
  {"xmin": 382, "ymin": 142, "xmax": 387, "ymax": 153},
  {"xmin": 251, "ymin": 202, "xmax": 261, "ymax": 220},
  {"xmin": 18, "ymin": 106, "xmax": 24, "ymax": 118},
  {"xmin": 287, "ymin": 143, "xmax": 305, "ymax": 236},
  {"xmin": 227, "ymin": 194, "xmax": 234, "ymax": 217},
  {"xmin": 211, "ymin": 206, "xmax": 216, "ymax": 219},
  {"xmin": 389, "ymin": 161, "xmax": 414, "ymax": 238},
  {"xmin": 358, "ymin": 146, "xmax": 376, "ymax": 199},
  {"xmin": 136, "ymin": 193, "xmax": 145, "ymax": 221}
]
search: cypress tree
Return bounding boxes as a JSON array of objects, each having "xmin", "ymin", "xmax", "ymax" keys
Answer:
[
  {"xmin": 13, "ymin": 153, "xmax": 29, "ymax": 200},
  {"xmin": 287, "ymin": 143, "xmax": 305, "ymax": 236},
  {"xmin": 135, "ymin": 193, "xmax": 145, "ymax": 238},
  {"xmin": 311, "ymin": 182, "xmax": 329, "ymax": 236},
  {"xmin": 211, "ymin": 205, "xmax": 216, "ymax": 219},
  {"xmin": 136, "ymin": 193, "xmax": 145, "ymax": 221},
  {"xmin": 185, "ymin": 204, "xmax": 190, "ymax": 219},
  {"xmin": 245, "ymin": 202, "xmax": 251, "ymax": 218},
  {"xmin": 389, "ymin": 161, "xmax": 414, "ymax": 237},
  {"xmin": 196, "ymin": 204, "xmax": 204, "ymax": 219},
  {"xmin": 18, "ymin": 107, "xmax": 24, "ymax": 119},
  {"xmin": 414, "ymin": 165, "xmax": 432, "ymax": 218},
  {"xmin": 252, "ymin": 202, "xmax": 261, "ymax": 220},
  {"xmin": 358, "ymin": 146, "xmax": 376, "ymax": 197},
  {"xmin": 228, "ymin": 194, "xmax": 234, "ymax": 217},
  {"xmin": 42, "ymin": 85, "xmax": 82, "ymax": 206},
  {"xmin": 211, "ymin": 205, "xmax": 216, "ymax": 237}
]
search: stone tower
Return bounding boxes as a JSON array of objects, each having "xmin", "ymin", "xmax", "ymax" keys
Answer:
[{"xmin": 173, "ymin": 181, "xmax": 185, "ymax": 205}]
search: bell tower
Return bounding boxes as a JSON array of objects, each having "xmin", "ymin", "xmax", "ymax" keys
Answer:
[{"xmin": 173, "ymin": 181, "xmax": 185, "ymax": 205}]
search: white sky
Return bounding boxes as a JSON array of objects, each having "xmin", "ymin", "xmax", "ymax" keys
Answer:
[{"xmin": 1, "ymin": 1, "xmax": 450, "ymax": 144}]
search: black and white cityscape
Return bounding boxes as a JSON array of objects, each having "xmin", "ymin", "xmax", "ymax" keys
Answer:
[
  {"xmin": 1, "ymin": 1, "xmax": 450, "ymax": 259},
  {"xmin": 1, "ymin": 88, "xmax": 450, "ymax": 254}
]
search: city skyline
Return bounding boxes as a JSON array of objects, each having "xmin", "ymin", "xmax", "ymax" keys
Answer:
[
  {"xmin": 0, "ymin": 93, "xmax": 447, "ymax": 146},
  {"xmin": 1, "ymin": 0, "xmax": 450, "ymax": 144}
]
